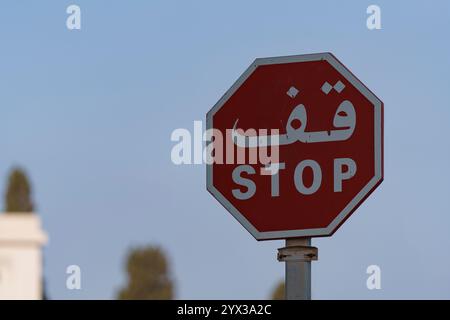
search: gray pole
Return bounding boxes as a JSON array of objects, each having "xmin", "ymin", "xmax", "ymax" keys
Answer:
[{"xmin": 277, "ymin": 237, "xmax": 317, "ymax": 300}]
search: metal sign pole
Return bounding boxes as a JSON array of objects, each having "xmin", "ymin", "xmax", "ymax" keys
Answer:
[{"xmin": 277, "ymin": 238, "xmax": 318, "ymax": 300}]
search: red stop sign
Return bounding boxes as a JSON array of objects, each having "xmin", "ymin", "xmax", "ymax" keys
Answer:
[{"xmin": 206, "ymin": 53, "xmax": 383, "ymax": 240}]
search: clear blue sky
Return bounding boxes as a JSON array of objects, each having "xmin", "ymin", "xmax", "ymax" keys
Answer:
[{"xmin": 1, "ymin": 1, "xmax": 450, "ymax": 299}]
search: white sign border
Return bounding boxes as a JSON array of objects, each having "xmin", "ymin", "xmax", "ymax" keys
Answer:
[{"xmin": 206, "ymin": 52, "xmax": 383, "ymax": 240}]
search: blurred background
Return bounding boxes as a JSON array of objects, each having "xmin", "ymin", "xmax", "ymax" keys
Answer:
[{"xmin": 1, "ymin": 1, "xmax": 450, "ymax": 299}]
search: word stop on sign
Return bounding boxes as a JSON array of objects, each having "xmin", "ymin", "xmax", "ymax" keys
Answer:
[{"xmin": 232, "ymin": 158, "xmax": 356, "ymax": 200}]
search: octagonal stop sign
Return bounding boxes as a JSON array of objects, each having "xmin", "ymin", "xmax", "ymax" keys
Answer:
[{"xmin": 206, "ymin": 53, "xmax": 383, "ymax": 240}]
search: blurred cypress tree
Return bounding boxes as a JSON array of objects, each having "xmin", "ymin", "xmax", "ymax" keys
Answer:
[
  {"xmin": 118, "ymin": 245, "xmax": 174, "ymax": 300},
  {"xmin": 270, "ymin": 281, "xmax": 285, "ymax": 300},
  {"xmin": 4, "ymin": 167, "xmax": 34, "ymax": 213}
]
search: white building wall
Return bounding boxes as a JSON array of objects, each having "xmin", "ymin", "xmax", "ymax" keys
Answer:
[{"xmin": 0, "ymin": 214, "xmax": 47, "ymax": 300}]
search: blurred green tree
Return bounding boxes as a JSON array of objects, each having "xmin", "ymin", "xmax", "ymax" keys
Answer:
[
  {"xmin": 4, "ymin": 167, "xmax": 34, "ymax": 213},
  {"xmin": 118, "ymin": 245, "xmax": 174, "ymax": 300},
  {"xmin": 270, "ymin": 281, "xmax": 285, "ymax": 300}
]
